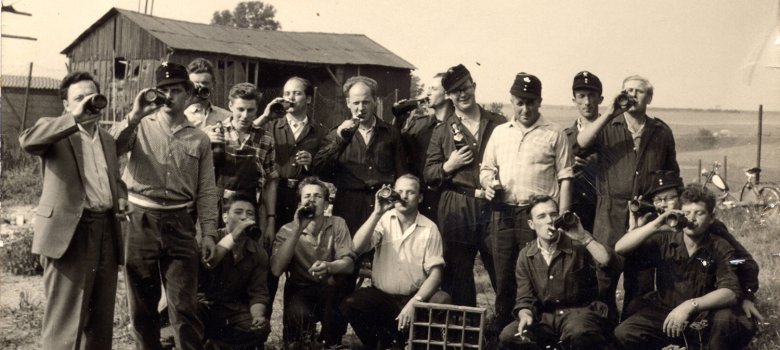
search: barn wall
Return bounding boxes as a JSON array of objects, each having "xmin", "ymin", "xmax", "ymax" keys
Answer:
[
  {"xmin": 66, "ymin": 14, "xmax": 166, "ymax": 62},
  {"xmin": 1, "ymin": 88, "xmax": 62, "ymax": 140}
]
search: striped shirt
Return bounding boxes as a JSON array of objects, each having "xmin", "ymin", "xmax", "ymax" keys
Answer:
[
  {"xmin": 112, "ymin": 111, "xmax": 219, "ymax": 238},
  {"xmin": 480, "ymin": 116, "xmax": 574, "ymax": 205}
]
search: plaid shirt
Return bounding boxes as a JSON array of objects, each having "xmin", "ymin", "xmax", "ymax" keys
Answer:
[
  {"xmin": 112, "ymin": 111, "xmax": 219, "ymax": 238},
  {"xmin": 480, "ymin": 116, "xmax": 574, "ymax": 205},
  {"xmin": 217, "ymin": 119, "xmax": 279, "ymax": 195}
]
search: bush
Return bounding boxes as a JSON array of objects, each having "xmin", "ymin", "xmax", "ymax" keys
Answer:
[
  {"xmin": 1, "ymin": 135, "xmax": 41, "ymax": 206},
  {"xmin": 0, "ymin": 227, "xmax": 43, "ymax": 276},
  {"xmin": 696, "ymin": 128, "xmax": 718, "ymax": 148}
]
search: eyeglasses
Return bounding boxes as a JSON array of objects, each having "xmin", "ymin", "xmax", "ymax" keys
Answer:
[
  {"xmin": 653, "ymin": 195, "xmax": 679, "ymax": 205},
  {"xmin": 448, "ymin": 84, "xmax": 475, "ymax": 95}
]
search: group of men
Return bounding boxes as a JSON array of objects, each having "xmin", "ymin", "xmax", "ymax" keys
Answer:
[{"xmin": 19, "ymin": 56, "xmax": 762, "ymax": 350}]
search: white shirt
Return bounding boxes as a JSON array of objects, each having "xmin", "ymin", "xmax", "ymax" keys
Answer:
[
  {"xmin": 286, "ymin": 114, "xmax": 308, "ymax": 140},
  {"xmin": 77, "ymin": 124, "xmax": 113, "ymax": 211}
]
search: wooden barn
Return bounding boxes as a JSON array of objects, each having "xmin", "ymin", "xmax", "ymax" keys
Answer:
[
  {"xmin": 1, "ymin": 75, "xmax": 61, "ymax": 140},
  {"xmin": 61, "ymin": 7, "xmax": 416, "ymax": 128}
]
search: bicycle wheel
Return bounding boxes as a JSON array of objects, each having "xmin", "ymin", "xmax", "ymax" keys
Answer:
[{"xmin": 757, "ymin": 185, "xmax": 780, "ymax": 216}]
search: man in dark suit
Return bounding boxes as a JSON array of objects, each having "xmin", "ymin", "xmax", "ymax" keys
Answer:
[{"xmin": 19, "ymin": 71, "xmax": 128, "ymax": 350}]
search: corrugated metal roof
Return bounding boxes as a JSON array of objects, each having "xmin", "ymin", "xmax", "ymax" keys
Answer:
[
  {"xmin": 1, "ymin": 75, "xmax": 60, "ymax": 90},
  {"xmin": 62, "ymin": 8, "xmax": 415, "ymax": 70}
]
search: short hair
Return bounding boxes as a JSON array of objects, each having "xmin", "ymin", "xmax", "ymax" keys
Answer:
[
  {"xmin": 622, "ymin": 75, "xmax": 654, "ymax": 96},
  {"xmin": 228, "ymin": 83, "xmax": 262, "ymax": 104},
  {"xmin": 396, "ymin": 174, "xmax": 422, "ymax": 191},
  {"xmin": 286, "ymin": 76, "xmax": 314, "ymax": 97},
  {"xmin": 224, "ymin": 194, "xmax": 257, "ymax": 213},
  {"xmin": 680, "ymin": 184, "xmax": 716, "ymax": 214},
  {"xmin": 60, "ymin": 72, "xmax": 100, "ymax": 100},
  {"xmin": 526, "ymin": 194, "xmax": 559, "ymax": 216},
  {"xmin": 296, "ymin": 176, "xmax": 331, "ymax": 202},
  {"xmin": 343, "ymin": 76, "xmax": 378, "ymax": 99},
  {"xmin": 187, "ymin": 58, "xmax": 215, "ymax": 77}
]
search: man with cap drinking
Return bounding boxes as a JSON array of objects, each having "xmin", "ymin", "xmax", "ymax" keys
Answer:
[
  {"xmin": 479, "ymin": 72, "xmax": 574, "ymax": 330},
  {"xmin": 113, "ymin": 61, "xmax": 219, "ymax": 350},
  {"xmin": 424, "ymin": 64, "xmax": 503, "ymax": 308},
  {"xmin": 564, "ymin": 71, "xmax": 603, "ymax": 233}
]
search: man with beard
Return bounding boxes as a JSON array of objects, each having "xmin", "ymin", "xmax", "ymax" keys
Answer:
[
  {"xmin": 480, "ymin": 72, "xmax": 573, "ymax": 330},
  {"xmin": 113, "ymin": 61, "xmax": 219, "ymax": 349},
  {"xmin": 424, "ymin": 64, "xmax": 502, "ymax": 308}
]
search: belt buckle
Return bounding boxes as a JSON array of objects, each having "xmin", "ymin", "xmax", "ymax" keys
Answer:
[{"xmin": 287, "ymin": 179, "xmax": 300, "ymax": 189}]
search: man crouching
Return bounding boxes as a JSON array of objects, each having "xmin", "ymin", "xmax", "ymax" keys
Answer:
[{"xmin": 499, "ymin": 195, "xmax": 618, "ymax": 350}]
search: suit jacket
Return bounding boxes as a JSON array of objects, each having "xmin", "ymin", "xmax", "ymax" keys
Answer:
[{"xmin": 18, "ymin": 114, "xmax": 127, "ymax": 261}]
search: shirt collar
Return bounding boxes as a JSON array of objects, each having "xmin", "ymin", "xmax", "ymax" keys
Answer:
[
  {"xmin": 509, "ymin": 114, "xmax": 548, "ymax": 131},
  {"xmin": 77, "ymin": 123, "xmax": 100, "ymax": 140},
  {"xmin": 286, "ymin": 114, "xmax": 308, "ymax": 127},
  {"xmin": 525, "ymin": 234, "xmax": 574, "ymax": 256},
  {"xmin": 359, "ymin": 116, "xmax": 377, "ymax": 131}
]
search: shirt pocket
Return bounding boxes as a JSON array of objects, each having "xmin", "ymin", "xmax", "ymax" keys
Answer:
[
  {"xmin": 529, "ymin": 136, "xmax": 555, "ymax": 165},
  {"xmin": 171, "ymin": 140, "xmax": 201, "ymax": 177}
]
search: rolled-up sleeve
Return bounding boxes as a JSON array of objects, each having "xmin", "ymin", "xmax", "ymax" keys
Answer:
[
  {"xmin": 197, "ymin": 139, "xmax": 219, "ymax": 239},
  {"xmin": 423, "ymin": 227, "xmax": 445, "ymax": 274},
  {"xmin": 332, "ymin": 218, "xmax": 356, "ymax": 262},
  {"xmin": 554, "ymin": 131, "xmax": 574, "ymax": 180}
]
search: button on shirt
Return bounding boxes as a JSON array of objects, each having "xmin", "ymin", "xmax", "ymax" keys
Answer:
[
  {"xmin": 513, "ymin": 235, "xmax": 618, "ymax": 317},
  {"xmin": 630, "ymin": 230, "xmax": 741, "ymax": 310},
  {"xmin": 358, "ymin": 210, "xmax": 445, "ymax": 296},
  {"xmin": 357, "ymin": 117, "xmax": 376, "ymax": 145},
  {"xmin": 112, "ymin": 112, "xmax": 219, "ymax": 238},
  {"xmin": 480, "ymin": 116, "xmax": 574, "ymax": 205},
  {"xmin": 184, "ymin": 103, "xmax": 232, "ymax": 130},
  {"xmin": 219, "ymin": 119, "xmax": 279, "ymax": 193},
  {"xmin": 272, "ymin": 216, "xmax": 356, "ymax": 286},
  {"xmin": 77, "ymin": 124, "xmax": 113, "ymax": 211}
]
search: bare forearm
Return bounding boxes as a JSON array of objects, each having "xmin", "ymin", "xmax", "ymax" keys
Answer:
[
  {"xmin": 615, "ymin": 216, "xmax": 664, "ymax": 254},
  {"xmin": 326, "ymin": 257, "xmax": 354, "ymax": 275},
  {"xmin": 263, "ymin": 178, "xmax": 278, "ymax": 215},
  {"xmin": 415, "ymin": 266, "xmax": 444, "ymax": 301},
  {"xmin": 353, "ymin": 211, "xmax": 382, "ymax": 253},
  {"xmin": 270, "ymin": 231, "xmax": 302, "ymax": 276},
  {"xmin": 584, "ymin": 238, "xmax": 611, "ymax": 266},
  {"xmin": 576, "ymin": 114, "xmax": 610, "ymax": 149},
  {"xmin": 558, "ymin": 179, "xmax": 572, "ymax": 212}
]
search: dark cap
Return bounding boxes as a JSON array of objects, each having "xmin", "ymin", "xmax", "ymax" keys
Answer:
[
  {"xmin": 442, "ymin": 64, "xmax": 472, "ymax": 93},
  {"xmin": 572, "ymin": 71, "xmax": 602, "ymax": 94},
  {"xmin": 155, "ymin": 61, "xmax": 190, "ymax": 88},
  {"xmin": 510, "ymin": 72, "xmax": 542, "ymax": 100},
  {"xmin": 645, "ymin": 171, "xmax": 684, "ymax": 197}
]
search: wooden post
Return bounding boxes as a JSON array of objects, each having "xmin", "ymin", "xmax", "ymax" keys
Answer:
[
  {"xmin": 311, "ymin": 86, "xmax": 318, "ymax": 121},
  {"xmin": 723, "ymin": 156, "xmax": 728, "ymax": 184},
  {"xmin": 394, "ymin": 88, "xmax": 399, "ymax": 102},
  {"xmin": 21, "ymin": 62, "xmax": 33, "ymax": 130},
  {"xmin": 756, "ymin": 105, "xmax": 763, "ymax": 184},
  {"xmin": 697, "ymin": 159, "xmax": 702, "ymax": 183}
]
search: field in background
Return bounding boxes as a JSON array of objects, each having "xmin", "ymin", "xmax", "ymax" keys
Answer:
[{"xmin": 2, "ymin": 106, "xmax": 779, "ymax": 348}]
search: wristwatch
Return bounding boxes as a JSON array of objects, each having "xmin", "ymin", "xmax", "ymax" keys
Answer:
[
  {"xmin": 690, "ymin": 299, "xmax": 699, "ymax": 312},
  {"xmin": 413, "ymin": 295, "xmax": 423, "ymax": 302}
]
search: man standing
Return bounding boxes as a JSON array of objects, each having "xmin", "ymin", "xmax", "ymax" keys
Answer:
[
  {"xmin": 209, "ymin": 82, "xmax": 279, "ymax": 241},
  {"xmin": 113, "ymin": 61, "xmax": 219, "ymax": 350},
  {"xmin": 480, "ymin": 72, "xmax": 574, "ymax": 330},
  {"xmin": 564, "ymin": 71, "xmax": 603, "ymax": 232},
  {"xmin": 185, "ymin": 57, "xmax": 231, "ymax": 129},
  {"xmin": 19, "ymin": 72, "xmax": 128, "ymax": 350},
  {"xmin": 424, "ymin": 64, "xmax": 503, "ymax": 308},
  {"xmin": 259, "ymin": 76, "xmax": 329, "ymax": 230},
  {"xmin": 577, "ymin": 75, "xmax": 679, "ymax": 318},
  {"xmin": 614, "ymin": 184, "xmax": 753, "ymax": 350},
  {"xmin": 397, "ymin": 73, "xmax": 454, "ymax": 221},
  {"xmin": 313, "ymin": 76, "xmax": 407, "ymax": 234},
  {"xmin": 341, "ymin": 175, "xmax": 451, "ymax": 350},
  {"xmin": 498, "ymin": 195, "xmax": 616, "ymax": 350}
]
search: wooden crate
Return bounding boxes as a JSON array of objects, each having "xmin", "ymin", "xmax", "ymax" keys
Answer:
[{"xmin": 409, "ymin": 302, "xmax": 486, "ymax": 350}]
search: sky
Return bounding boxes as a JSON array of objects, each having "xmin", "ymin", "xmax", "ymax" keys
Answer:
[{"xmin": 2, "ymin": 0, "xmax": 779, "ymax": 111}]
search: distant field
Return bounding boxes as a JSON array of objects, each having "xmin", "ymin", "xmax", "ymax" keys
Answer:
[{"xmin": 495, "ymin": 104, "xmax": 780, "ymax": 190}]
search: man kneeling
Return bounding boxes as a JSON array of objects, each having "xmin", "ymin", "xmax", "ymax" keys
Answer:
[
  {"xmin": 341, "ymin": 174, "xmax": 451, "ymax": 349},
  {"xmin": 614, "ymin": 184, "xmax": 750, "ymax": 350},
  {"xmin": 498, "ymin": 195, "xmax": 618, "ymax": 350},
  {"xmin": 199, "ymin": 195, "xmax": 271, "ymax": 348}
]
